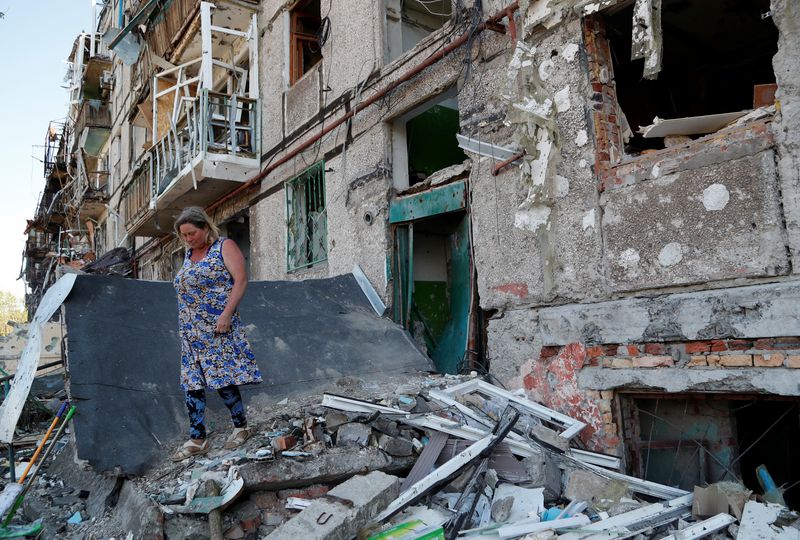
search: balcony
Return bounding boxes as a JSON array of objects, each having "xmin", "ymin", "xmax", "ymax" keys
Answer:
[
  {"xmin": 71, "ymin": 155, "xmax": 109, "ymax": 221},
  {"xmin": 122, "ymin": 90, "xmax": 260, "ymax": 236},
  {"xmin": 44, "ymin": 122, "xmax": 71, "ymax": 184},
  {"xmin": 74, "ymin": 100, "xmax": 112, "ymax": 155}
]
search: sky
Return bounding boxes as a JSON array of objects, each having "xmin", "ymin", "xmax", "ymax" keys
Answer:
[{"xmin": 0, "ymin": 2, "xmax": 89, "ymax": 300}]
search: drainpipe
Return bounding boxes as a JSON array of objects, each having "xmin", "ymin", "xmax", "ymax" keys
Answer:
[{"xmin": 137, "ymin": 1, "xmax": 520, "ymax": 260}]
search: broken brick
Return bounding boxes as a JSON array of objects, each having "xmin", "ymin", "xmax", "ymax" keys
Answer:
[
  {"xmin": 643, "ymin": 343, "xmax": 666, "ymax": 355},
  {"xmin": 610, "ymin": 357, "xmax": 633, "ymax": 368},
  {"xmin": 785, "ymin": 355, "xmax": 800, "ymax": 368},
  {"xmin": 688, "ymin": 355, "xmax": 708, "ymax": 367},
  {"xmin": 632, "ymin": 355, "xmax": 674, "ymax": 368},
  {"xmin": 271, "ymin": 435, "xmax": 297, "ymax": 452},
  {"xmin": 753, "ymin": 353, "xmax": 784, "ymax": 367},
  {"xmin": 539, "ymin": 346, "xmax": 561, "ymax": 360},
  {"xmin": 685, "ymin": 341, "xmax": 711, "ymax": 354},
  {"xmin": 718, "ymin": 354, "xmax": 753, "ymax": 367},
  {"xmin": 710, "ymin": 340, "xmax": 727, "ymax": 352}
]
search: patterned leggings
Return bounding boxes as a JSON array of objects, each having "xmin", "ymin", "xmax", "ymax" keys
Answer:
[{"xmin": 184, "ymin": 385, "xmax": 247, "ymax": 440}]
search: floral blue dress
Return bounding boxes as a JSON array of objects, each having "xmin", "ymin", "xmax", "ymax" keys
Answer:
[{"xmin": 174, "ymin": 237, "xmax": 262, "ymax": 391}]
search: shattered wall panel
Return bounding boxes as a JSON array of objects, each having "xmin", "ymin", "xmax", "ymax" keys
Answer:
[
  {"xmin": 64, "ymin": 274, "xmax": 433, "ymax": 474},
  {"xmin": 601, "ymin": 151, "xmax": 788, "ymax": 292}
]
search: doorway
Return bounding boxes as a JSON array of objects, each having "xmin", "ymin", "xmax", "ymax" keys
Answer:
[{"xmin": 391, "ymin": 182, "xmax": 473, "ymax": 374}]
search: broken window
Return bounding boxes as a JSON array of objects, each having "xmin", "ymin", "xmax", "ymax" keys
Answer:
[
  {"xmin": 386, "ymin": 0, "xmax": 453, "ymax": 62},
  {"xmin": 593, "ymin": 0, "xmax": 778, "ymax": 156},
  {"xmin": 621, "ymin": 394, "xmax": 800, "ymax": 509},
  {"xmin": 392, "ymin": 95, "xmax": 467, "ymax": 188},
  {"xmin": 285, "ymin": 161, "xmax": 327, "ymax": 272},
  {"xmin": 290, "ymin": 0, "xmax": 324, "ymax": 85}
]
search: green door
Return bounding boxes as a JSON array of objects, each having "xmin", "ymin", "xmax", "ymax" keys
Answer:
[{"xmin": 391, "ymin": 182, "xmax": 473, "ymax": 374}]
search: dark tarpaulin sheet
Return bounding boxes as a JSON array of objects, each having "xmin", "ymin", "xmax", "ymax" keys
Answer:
[{"xmin": 64, "ymin": 274, "xmax": 433, "ymax": 475}]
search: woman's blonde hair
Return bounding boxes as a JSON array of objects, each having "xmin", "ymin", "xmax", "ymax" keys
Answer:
[{"xmin": 174, "ymin": 206, "xmax": 220, "ymax": 246}]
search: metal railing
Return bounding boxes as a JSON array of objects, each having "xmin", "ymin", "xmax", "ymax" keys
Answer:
[
  {"xmin": 121, "ymin": 90, "xmax": 259, "ymax": 225},
  {"xmin": 122, "ymin": 158, "xmax": 153, "ymax": 225},
  {"xmin": 43, "ymin": 122, "xmax": 71, "ymax": 179},
  {"xmin": 285, "ymin": 161, "xmax": 327, "ymax": 272}
]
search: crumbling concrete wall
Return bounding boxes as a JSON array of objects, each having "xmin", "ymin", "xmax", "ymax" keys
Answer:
[
  {"xmin": 772, "ymin": 0, "xmax": 800, "ymax": 272},
  {"xmin": 478, "ymin": 0, "xmax": 800, "ymax": 456}
]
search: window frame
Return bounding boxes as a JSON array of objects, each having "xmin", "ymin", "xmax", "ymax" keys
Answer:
[
  {"xmin": 289, "ymin": 0, "xmax": 323, "ymax": 85},
  {"xmin": 284, "ymin": 161, "xmax": 327, "ymax": 272}
]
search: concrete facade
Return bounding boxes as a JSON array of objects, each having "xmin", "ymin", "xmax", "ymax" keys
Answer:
[{"xmin": 25, "ymin": 0, "xmax": 800, "ymax": 477}]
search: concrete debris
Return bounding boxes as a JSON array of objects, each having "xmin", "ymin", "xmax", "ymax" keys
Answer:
[{"xmin": 4, "ymin": 373, "xmax": 797, "ymax": 539}]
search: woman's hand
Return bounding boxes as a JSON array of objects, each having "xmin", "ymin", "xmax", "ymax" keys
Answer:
[{"xmin": 216, "ymin": 312, "xmax": 233, "ymax": 333}]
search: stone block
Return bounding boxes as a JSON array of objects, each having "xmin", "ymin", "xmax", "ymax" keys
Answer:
[
  {"xmin": 264, "ymin": 472, "xmax": 400, "ymax": 540},
  {"xmin": 377, "ymin": 434, "xmax": 413, "ymax": 457},
  {"xmin": 563, "ymin": 469, "xmax": 611, "ymax": 502},
  {"xmin": 786, "ymin": 355, "xmax": 800, "ymax": 368},
  {"xmin": 688, "ymin": 355, "xmax": 708, "ymax": 367},
  {"xmin": 718, "ymin": 354, "xmax": 753, "ymax": 367},
  {"xmin": 753, "ymin": 353, "xmax": 784, "ymax": 367},
  {"xmin": 632, "ymin": 355, "xmax": 674, "ymax": 368},
  {"xmin": 706, "ymin": 354, "xmax": 722, "ymax": 366},
  {"xmin": 336, "ymin": 423, "xmax": 372, "ymax": 447},
  {"xmin": 324, "ymin": 412, "xmax": 349, "ymax": 432}
]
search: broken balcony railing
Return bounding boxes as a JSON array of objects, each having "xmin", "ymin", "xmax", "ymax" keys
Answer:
[
  {"xmin": 149, "ymin": 89, "xmax": 259, "ymax": 197},
  {"xmin": 120, "ymin": 89, "xmax": 259, "ymax": 224}
]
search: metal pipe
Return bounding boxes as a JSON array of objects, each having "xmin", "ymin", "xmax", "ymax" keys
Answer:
[
  {"xmin": 491, "ymin": 151, "xmax": 525, "ymax": 176},
  {"xmin": 137, "ymin": 1, "xmax": 520, "ymax": 260}
]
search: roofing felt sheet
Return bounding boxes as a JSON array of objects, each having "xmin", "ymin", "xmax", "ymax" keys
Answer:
[{"xmin": 64, "ymin": 274, "xmax": 433, "ymax": 474}]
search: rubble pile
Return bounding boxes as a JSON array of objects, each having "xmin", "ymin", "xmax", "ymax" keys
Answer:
[{"xmin": 3, "ymin": 373, "xmax": 799, "ymax": 539}]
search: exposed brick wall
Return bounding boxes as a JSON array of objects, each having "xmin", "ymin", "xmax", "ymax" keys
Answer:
[
  {"xmin": 523, "ymin": 343, "xmax": 621, "ymax": 454},
  {"xmin": 582, "ymin": 337, "xmax": 800, "ymax": 369},
  {"xmin": 582, "ymin": 15, "xmax": 775, "ymax": 193},
  {"xmin": 521, "ymin": 337, "xmax": 800, "ymax": 455},
  {"xmin": 582, "ymin": 16, "xmax": 624, "ymax": 171}
]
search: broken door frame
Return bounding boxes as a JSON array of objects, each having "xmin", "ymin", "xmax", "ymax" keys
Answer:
[{"xmin": 390, "ymin": 179, "xmax": 473, "ymax": 374}]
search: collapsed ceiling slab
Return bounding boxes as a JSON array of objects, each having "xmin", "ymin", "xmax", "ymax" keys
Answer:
[{"xmin": 63, "ymin": 274, "xmax": 433, "ymax": 475}]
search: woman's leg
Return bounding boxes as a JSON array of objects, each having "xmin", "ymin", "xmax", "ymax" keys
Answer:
[
  {"xmin": 185, "ymin": 388, "xmax": 207, "ymax": 439},
  {"xmin": 217, "ymin": 385, "xmax": 247, "ymax": 427}
]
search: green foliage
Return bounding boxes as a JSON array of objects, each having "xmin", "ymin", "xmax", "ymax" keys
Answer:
[{"xmin": 0, "ymin": 291, "xmax": 27, "ymax": 336}]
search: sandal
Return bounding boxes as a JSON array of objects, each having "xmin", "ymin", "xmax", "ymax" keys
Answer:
[
  {"xmin": 223, "ymin": 427, "xmax": 251, "ymax": 450},
  {"xmin": 171, "ymin": 439, "xmax": 210, "ymax": 461}
]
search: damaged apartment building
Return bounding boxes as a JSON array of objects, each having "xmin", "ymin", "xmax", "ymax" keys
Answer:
[{"xmin": 22, "ymin": 0, "xmax": 800, "ymax": 509}]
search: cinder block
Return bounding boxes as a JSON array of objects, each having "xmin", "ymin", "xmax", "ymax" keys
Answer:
[
  {"xmin": 264, "ymin": 471, "xmax": 400, "ymax": 540},
  {"xmin": 336, "ymin": 423, "xmax": 372, "ymax": 447}
]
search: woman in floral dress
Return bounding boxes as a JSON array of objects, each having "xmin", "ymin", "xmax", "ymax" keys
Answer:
[{"xmin": 171, "ymin": 207, "xmax": 262, "ymax": 461}]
